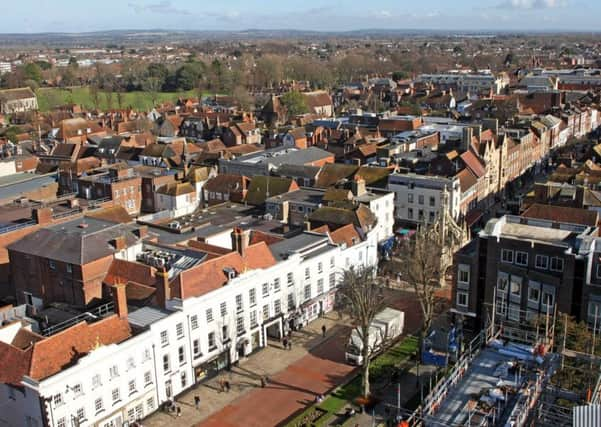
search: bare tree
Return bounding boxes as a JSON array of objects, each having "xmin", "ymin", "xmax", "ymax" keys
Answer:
[
  {"xmin": 142, "ymin": 76, "xmax": 162, "ymax": 108},
  {"xmin": 337, "ymin": 265, "xmax": 386, "ymax": 397}
]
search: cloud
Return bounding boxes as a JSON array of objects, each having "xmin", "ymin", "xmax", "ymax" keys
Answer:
[
  {"xmin": 497, "ymin": 0, "xmax": 567, "ymax": 9},
  {"xmin": 128, "ymin": 1, "xmax": 191, "ymax": 15}
]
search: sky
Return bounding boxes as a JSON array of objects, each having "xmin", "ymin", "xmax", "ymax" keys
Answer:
[{"xmin": 4, "ymin": 0, "xmax": 600, "ymax": 33}]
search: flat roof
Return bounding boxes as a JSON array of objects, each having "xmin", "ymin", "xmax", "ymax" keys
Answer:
[
  {"xmin": 128, "ymin": 306, "xmax": 171, "ymax": 329},
  {"xmin": 0, "ymin": 173, "xmax": 57, "ymax": 201},
  {"xmin": 269, "ymin": 232, "xmax": 331, "ymax": 261},
  {"xmin": 266, "ymin": 187, "xmax": 325, "ymax": 204}
]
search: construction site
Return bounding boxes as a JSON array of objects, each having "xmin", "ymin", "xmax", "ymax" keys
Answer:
[{"xmin": 400, "ymin": 297, "xmax": 601, "ymax": 426}]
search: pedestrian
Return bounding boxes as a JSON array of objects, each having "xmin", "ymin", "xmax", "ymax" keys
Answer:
[
  {"xmin": 224, "ymin": 380, "xmax": 230, "ymax": 392},
  {"xmin": 283, "ymin": 336, "xmax": 288, "ymax": 349},
  {"xmin": 260, "ymin": 376, "xmax": 266, "ymax": 388},
  {"xmin": 194, "ymin": 395, "xmax": 200, "ymax": 410},
  {"xmin": 219, "ymin": 379, "xmax": 225, "ymax": 393},
  {"xmin": 287, "ymin": 339, "xmax": 292, "ymax": 350},
  {"xmin": 322, "ymin": 324, "xmax": 326, "ymax": 338},
  {"xmin": 176, "ymin": 405, "xmax": 182, "ymax": 417}
]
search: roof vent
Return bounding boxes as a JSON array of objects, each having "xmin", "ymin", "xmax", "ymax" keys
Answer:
[{"xmin": 78, "ymin": 223, "xmax": 89, "ymax": 229}]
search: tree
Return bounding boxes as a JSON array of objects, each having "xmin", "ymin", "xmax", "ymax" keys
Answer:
[
  {"xmin": 397, "ymin": 224, "xmax": 445, "ymax": 337},
  {"xmin": 23, "ymin": 63, "xmax": 42, "ymax": 84},
  {"xmin": 142, "ymin": 77, "xmax": 162, "ymax": 107},
  {"xmin": 232, "ymin": 85, "xmax": 254, "ymax": 111},
  {"xmin": 89, "ymin": 84, "xmax": 101, "ymax": 110},
  {"xmin": 68, "ymin": 57, "xmax": 79, "ymax": 68},
  {"xmin": 337, "ymin": 265, "xmax": 386, "ymax": 398},
  {"xmin": 279, "ymin": 91, "xmax": 308, "ymax": 122}
]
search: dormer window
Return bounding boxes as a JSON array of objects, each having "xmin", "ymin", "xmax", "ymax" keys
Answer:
[{"xmin": 223, "ymin": 267, "xmax": 236, "ymax": 280}]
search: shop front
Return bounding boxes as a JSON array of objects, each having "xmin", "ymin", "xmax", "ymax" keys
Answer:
[{"xmin": 194, "ymin": 349, "xmax": 230, "ymax": 382}]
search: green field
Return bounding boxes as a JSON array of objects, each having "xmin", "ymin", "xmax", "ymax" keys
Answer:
[{"xmin": 36, "ymin": 87, "xmax": 197, "ymax": 112}]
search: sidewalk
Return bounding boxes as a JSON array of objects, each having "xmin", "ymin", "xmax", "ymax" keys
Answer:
[{"xmin": 144, "ymin": 313, "xmax": 353, "ymax": 427}]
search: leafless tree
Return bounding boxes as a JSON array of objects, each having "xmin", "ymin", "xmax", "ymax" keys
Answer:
[
  {"xmin": 337, "ymin": 265, "xmax": 386, "ymax": 397},
  {"xmin": 396, "ymin": 223, "xmax": 447, "ymax": 337},
  {"xmin": 142, "ymin": 76, "xmax": 162, "ymax": 107}
]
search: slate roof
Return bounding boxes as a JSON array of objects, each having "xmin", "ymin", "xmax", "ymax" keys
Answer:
[
  {"xmin": 7, "ymin": 218, "xmax": 141, "ymax": 265},
  {"xmin": 245, "ymin": 176, "xmax": 298, "ymax": 205}
]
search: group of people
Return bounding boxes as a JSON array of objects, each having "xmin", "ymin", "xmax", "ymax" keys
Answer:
[{"xmin": 219, "ymin": 379, "xmax": 231, "ymax": 392}]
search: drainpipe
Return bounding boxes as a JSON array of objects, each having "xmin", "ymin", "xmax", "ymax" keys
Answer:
[
  {"xmin": 186, "ymin": 314, "xmax": 195, "ymax": 387},
  {"xmin": 151, "ymin": 344, "xmax": 161, "ymax": 406}
]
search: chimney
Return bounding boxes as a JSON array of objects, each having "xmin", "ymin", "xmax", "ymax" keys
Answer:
[
  {"xmin": 304, "ymin": 220, "xmax": 312, "ymax": 231},
  {"xmin": 32, "ymin": 207, "xmax": 53, "ymax": 225},
  {"xmin": 231, "ymin": 227, "xmax": 250, "ymax": 257},
  {"xmin": 134, "ymin": 225, "xmax": 148, "ymax": 240},
  {"xmin": 351, "ymin": 175, "xmax": 367, "ymax": 197},
  {"xmin": 110, "ymin": 236, "xmax": 126, "ymax": 251},
  {"xmin": 155, "ymin": 268, "xmax": 170, "ymax": 309},
  {"xmin": 111, "ymin": 283, "xmax": 128, "ymax": 319}
]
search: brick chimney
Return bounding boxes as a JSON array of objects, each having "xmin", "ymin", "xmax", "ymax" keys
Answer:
[
  {"xmin": 351, "ymin": 175, "xmax": 366, "ymax": 197},
  {"xmin": 110, "ymin": 236, "xmax": 126, "ymax": 251},
  {"xmin": 32, "ymin": 207, "xmax": 53, "ymax": 225},
  {"xmin": 134, "ymin": 225, "xmax": 148, "ymax": 240},
  {"xmin": 231, "ymin": 227, "xmax": 250, "ymax": 257},
  {"xmin": 155, "ymin": 268, "xmax": 170, "ymax": 308},
  {"xmin": 111, "ymin": 283, "xmax": 128, "ymax": 319}
]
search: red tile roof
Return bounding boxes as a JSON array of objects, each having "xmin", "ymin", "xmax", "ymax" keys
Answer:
[
  {"xmin": 460, "ymin": 150, "xmax": 486, "ymax": 178},
  {"xmin": 522, "ymin": 203, "xmax": 598, "ymax": 226},
  {"xmin": 329, "ymin": 224, "xmax": 361, "ymax": 247}
]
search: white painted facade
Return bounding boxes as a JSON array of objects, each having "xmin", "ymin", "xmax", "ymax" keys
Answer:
[
  {"xmin": 388, "ymin": 173, "xmax": 461, "ymax": 224},
  {"xmin": 355, "ymin": 190, "xmax": 395, "ymax": 242},
  {"xmin": 154, "ymin": 190, "xmax": 199, "ymax": 217}
]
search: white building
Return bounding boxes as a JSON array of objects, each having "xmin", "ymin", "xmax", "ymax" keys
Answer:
[
  {"xmin": 354, "ymin": 188, "xmax": 395, "ymax": 242},
  {"xmin": 388, "ymin": 173, "xmax": 461, "ymax": 224},
  {"xmin": 155, "ymin": 182, "xmax": 199, "ymax": 217}
]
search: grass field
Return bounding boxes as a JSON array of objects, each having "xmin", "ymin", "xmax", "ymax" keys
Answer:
[{"xmin": 36, "ymin": 87, "xmax": 197, "ymax": 111}]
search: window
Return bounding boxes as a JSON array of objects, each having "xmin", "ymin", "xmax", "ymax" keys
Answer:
[
  {"xmin": 208, "ymin": 332, "xmax": 216, "ymax": 350},
  {"xmin": 57, "ymin": 418, "xmax": 66, "ymax": 427},
  {"xmin": 126, "ymin": 357, "xmax": 135, "ymax": 370},
  {"xmin": 508, "ymin": 304, "xmax": 520, "ymax": 321},
  {"xmin": 160, "ymin": 330, "xmax": 169, "ymax": 346},
  {"xmin": 163, "ymin": 354, "xmax": 170, "ymax": 373},
  {"xmin": 249, "ymin": 288, "xmax": 257, "ymax": 306},
  {"xmin": 305, "ymin": 267, "xmax": 310, "ymax": 280},
  {"xmin": 191, "ymin": 315, "xmax": 198, "ymax": 330},
  {"xmin": 176, "ymin": 322, "xmax": 184, "ymax": 338},
  {"xmin": 418, "ymin": 195, "xmax": 424, "ymax": 205},
  {"xmin": 94, "ymin": 398, "xmax": 104, "ymax": 413},
  {"xmin": 144, "ymin": 371, "xmax": 152, "ymax": 385},
  {"xmin": 72, "ymin": 383, "xmax": 82, "ymax": 396},
  {"xmin": 193, "ymin": 339, "xmax": 201, "ymax": 357},
  {"xmin": 220, "ymin": 302, "xmax": 227, "ymax": 317},
  {"xmin": 274, "ymin": 278, "xmax": 281, "ymax": 292},
  {"xmin": 262, "ymin": 283, "xmax": 269, "ymax": 297},
  {"xmin": 92, "ymin": 374, "xmax": 101, "ymax": 389},
  {"xmin": 178, "ymin": 346, "xmax": 185, "ymax": 364},
  {"xmin": 318, "ymin": 262, "xmax": 323, "ymax": 273},
  {"xmin": 287, "ymin": 272, "xmax": 294, "ymax": 286},
  {"xmin": 497, "ymin": 273, "xmax": 509, "ymax": 294},
  {"xmin": 135, "ymin": 404, "xmax": 143, "ymax": 420},
  {"xmin": 535, "ymin": 255, "xmax": 549, "ymax": 270},
  {"xmin": 262, "ymin": 304, "xmax": 270, "ymax": 320},
  {"xmin": 66, "ymin": 264, "xmax": 72, "ymax": 273},
  {"xmin": 250, "ymin": 311, "xmax": 258, "ymax": 328},
  {"xmin": 428, "ymin": 211, "xmax": 435, "ymax": 223},
  {"xmin": 408, "ymin": 193, "xmax": 414, "ymax": 203},
  {"xmin": 222, "ymin": 325, "xmax": 229, "ymax": 341},
  {"xmin": 528, "ymin": 282, "xmax": 540, "ymax": 304},
  {"xmin": 501, "ymin": 249, "xmax": 514, "ymax": 264},
  {"xmin": 588, "ymin": 301, "xmax": 601, "ymax": 326},
  {"xmin": 206, "ymin": 308, "xmax": 214, "ymax": 323},
  {"xmin": 456, "ymin": 291, "xmax": 468, "ymax": 307},
  {"xmin": 236, "ymin": 294, "xmax": 243, "ymax": 312},
  {"xmin": 112, "ymin": 388, "xmax": 120, "ymax": 403},
  {"xmin": 76, "ymin": 408, "xmax": 85, "ymax": 422},
  {"xmin": 458, "ymin": 266, "xmax": 469, "ymax": 284},
  {"xmin": 597, "ymin": 264, "xmax": 601, "ymax": 279},
  {"xmin": 515, "ymin": 251, "xmax": 528, "ymax": 266},
  {"xmin": 418, "ymin": 209, "xmax": 424, "ymax": 220},
  {"xmin": 128, "ymin": 380, "xmax": 136, "ymax": 394},
  {"xmin": 429, "ymin": 196, "xmax": 435, "ymax": 207},
  {"xmin": 53, "ymin": 393, "xmax": 64, "ymax": 407},
  {"xmin": 542, "ymin": 290, "xmax": 554, "ymax": 308},
  {"xmin": 330, "ymin": 257, "xmax": 335, "ymax": 268},
  {"xmin": 143, "ymin": 348, "xmax": 151, "ymax": 362},
  {"xmin": 329, "ymin": 272, "xmax": 336, "ymax": 288},
  {"xmin": 317, "ymin": 278, "xmax": 324, "ymax": 295},
  {"xmin": 510, "ymin": 276, "xmax": 522, "ymax": 297},
  {"xmin": 49, "ymin": 260, "xmax": 56, "ymax": 271},
  {"xmin": 236, "ymin": 317, "xmax": 245, "ymax": 335},
  {"xmin": 274, "ymin": 300, "xmax": 282, "ymax": 315},
  {"xmin": 287, "ymin": 293, "xmax": 295, "ymax": 310},
  {"xmin": 147, "ymin": 397, "xmax": 155, "ymax": 411},
  {"xmin": 304, "ymin": 284, "xmax": 311, "ymax": 301},
  {"xmin": 109, "ymin": 365, "xmax": 119, "ymax": 379},
  {"xmin": 550, "ymin": 257, "xmax": 564, "ymax": 272},
  {"xmin": 180, "ymin": 371, "xmax": 187, "ymax": 388}
]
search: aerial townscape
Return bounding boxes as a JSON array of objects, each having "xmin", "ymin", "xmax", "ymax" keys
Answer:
[{"xmin": 2, "ymin": 1, "xmax": 601, "ymax": 427}]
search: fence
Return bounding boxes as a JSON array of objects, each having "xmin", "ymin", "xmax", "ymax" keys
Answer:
[{"xmin": 41, "ymin": 302, "xmax": 114, "ymax": 336}]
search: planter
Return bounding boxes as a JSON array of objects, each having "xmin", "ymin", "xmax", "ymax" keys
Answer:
[{"xmin": 293, "ymin": 407, "xmax": 328, "ymax": 427}]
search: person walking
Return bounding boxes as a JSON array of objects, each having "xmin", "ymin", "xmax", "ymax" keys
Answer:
[
  {"xmin": 283, "ymin": 336, "xmax": 288, "ymax": 349},
  {"xmin": 224, "ymin": 380, "xmax": 231, "ymax": 392},
  {"xmin": 194, "ymin": 395, "xmax": 200, "ymax": 410},
  {"xmin": 287, "ymin": 339, "xmax": 292, "ymax": 350},
  {"xmin": 321, "ymin": 324, "xmax": 327, "ymax": 338}
]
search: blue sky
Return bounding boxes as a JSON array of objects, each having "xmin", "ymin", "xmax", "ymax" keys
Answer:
[{"xmin": 5, "ymin": 0, "xmax": 599, "ymax": 33}]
